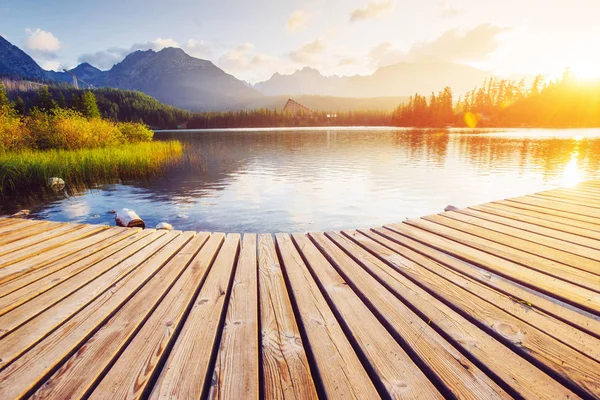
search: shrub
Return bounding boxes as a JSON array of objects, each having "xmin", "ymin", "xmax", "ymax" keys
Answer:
[{"xmin": 117, "ymin": 122, "xmax": 154, "ymax": 143}]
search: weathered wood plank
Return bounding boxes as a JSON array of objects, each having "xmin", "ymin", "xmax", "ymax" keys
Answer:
[
  {"xmin": 0, "ymin": 228, "xmax": 144, "ymax": 301},
  {"xmin": 534, "ymin": 193, "xmax": 600, "ymax": 209},
  {"xmin": 256, "ymin": 234, "xmax": 317, "ymax": 400},
  {"xmin": 0, "ymin": 224, "xmax": 107, "ymax": 269},
  {"xmin": 30, "ymin": 232, "xmax": 209, "ymax": 399},
  {"xmin": 0, "ymin": 221, "xmax": 58, "ymax": 246},
  {"xmin": 0, "ymin": 231, "xmax": 175, "ymax": 368},
  {"xmin": 0, "ymin": 231, "xmax": 193, "ymax": 399},
  {"xmin": 210, "ymin": 234, "xmax": 260, "ymax": 400},
  {"xmin": 509, "ymin": 196, "xmax": 600, "ymax": 219},
  {"xmin": 293, "ymin": 234, "xmax": 446, "ymax": 398},
  {"xmin": 365, "ymin": 226, "xmax": 600, "ymax": 338},
  {"xmin": 0, "ymin": 223, "xmax": 86, "ymax": 258},
  {"xmin": 471, "ymin": 203, "xmax": 600, "ymax": 243},
  {"xmin": 386, "ymin": 222, "xmax": 600, "ymax": 315},
  {"xmin": 431, "ymin": 211, "xmax": 600, "ymax": 276},
  {"xmin": 275, "ymin": 233, "xmax": 380, "ymax": 399},
  {"xmin": 0, "ymin": 228, "xmax": 142, "ymax": 313},
  {"xmin": 339, "ymin": 230, "xmax": 600, "ymax": 397},
  {"xmin": 0, "ymin": 219, "xmax": 36, "ymax": 233},
  {"xmin": 150, "ymin": 234, "xmax": 240, "ymax": 399},
  {"xmin": 335, "ymin": 230, "xmax": 581, "ymax": 399},
  {"xmin": 490, "ymin": 200, "xmax": 600, "ymax": 231},
  {"xmin": 90, "ymin": 233, "xmax": 224, "ymax": 400}
]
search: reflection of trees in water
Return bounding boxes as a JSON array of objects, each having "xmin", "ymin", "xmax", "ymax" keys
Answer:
[{"xmin": 4, "ymin": 129, "xmax": 600, "ymax": 215}]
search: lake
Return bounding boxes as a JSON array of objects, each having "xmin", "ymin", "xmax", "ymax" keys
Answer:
[{"xmin": 2, "ymin": 127, "xmax": 600, "ymax": 233}]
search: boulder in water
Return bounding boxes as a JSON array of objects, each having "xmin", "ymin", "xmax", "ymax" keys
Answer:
[
  {"xmin": 156, "ymin": 222, "xmax": 173, "ymax": 231},
  {"xmin": 48, "ymin": 177, "xmax": 65, "ymax": 191},
  {"xmin": 444, "ymin": 205, "xmax": 459, "ymax": 212},
  {"xmin": 11, "ymin": 209, "xmax": 30, "ymax": 218}
]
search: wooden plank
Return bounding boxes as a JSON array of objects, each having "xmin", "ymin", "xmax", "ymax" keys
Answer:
[
  {"xmin": 255, "ymin": 234, "xmax": 317, "ymax": 400},
  {"xmin": 338, "ymin": 230, "xmax": 600, "ymax": 398},
  {"xmin": 0, "ymin": 229, "xmax": 148, "ymax": 316},
  {"xmin": 0, "ymin": 224, "xmax": 107, "ymax": 269},
  {"xmin": 407, "ymin": 217, "xmax": 600, "ymax": 295},
  {"xmin": 0, "ymin": 223, "xmax": 85, "ymax": 258},
  {"xmin": 386, "ymin": 222, "xmax": 600, "ymax": 315},
  {"xmin": 366, "ymin": 227, "xmax": 600, "ymax": 338},
  {"xmin": 0, "ymin": 231, "xmax": 193, "ymax": 400},
  {"xmin": 490, "ymin": 200, "xmax": 600, "ymax": 231},
  {"xmin": 0, "ymin": 221, "xmax": 58, "ymax": 246},
  {"xmin": 304, "ymin": 232, "xmax": 507, "ymax": 399},
  {"xmin": 533, "ymin": 194, "xmax": 600, "ymax": 209},
  {"xmin": 0, "ymin": 227, "xmax": 133, "ymax": 286},
  {"xmin": 0, "ymin": 219, "xmax": 35, "ymax": 233},
  {"xmin": 355, "ymin": 228, "xmax": 600, "ymax": 362},
  {"xmin": 0, "ymin": 218, "xmax": 21, "ymax": 227},
  {"xmin": 0, "ymin": 230, "xmax": 175, "ymax": 368},
  {"xmin": 90, "ymin": 233, "xmax": 225, "ymax": 400},
  {"xmin": 30, "ymin": 232, "xmax": 210, "ymax": 399},
  {"xmin": 210, "ymin": 234, "xmax": 260, "ymax": 400},
  {"xmin": 329, "ymin": 230, "xmax": 581, "ymax": 399},
  {"xmin": 0, "ymin": 228, "xmax": 142, "ymax": 300},
  {"xmin": 274, "ymin": 233, "xmax": 380, "ymax": 399},
  {"xmin": 539, "ymin": 188, "xmax": 600, "ymax": 204},
  {"xmin": 509, "ymin": 196, "xmax": 600, "ymax": 219},
  {"xmin": 472, "ymin": 203, "xmax": 600, "ymax": 243},
  {"xmin": 150, "ymin": 234, "xmax": 240, "ymax": 399},
  {"xmin": 435, "ymin": 211, "xmax": 600, "ymax": 275}
]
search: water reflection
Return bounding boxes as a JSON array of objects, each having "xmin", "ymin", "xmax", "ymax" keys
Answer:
[{"xmin": 2, "ymin": 128, "xmax": 600, "ymax": 233}]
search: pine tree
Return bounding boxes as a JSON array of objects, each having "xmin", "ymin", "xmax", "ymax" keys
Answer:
[
  {"xmin": 78, "ymin": 91, "xmax": 101, "ymax": 119},
  {"xmin": 14, "ymin": 96, "xmax": 25, "ymax": 115},
  {"xmin": 34, "ymin": 86, "xmax": 57, "ymax": 112}
]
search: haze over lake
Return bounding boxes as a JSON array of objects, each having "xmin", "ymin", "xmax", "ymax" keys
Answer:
[{"xmin": 3, "ymin": 127, "xmax": 599, "ymax": 233}]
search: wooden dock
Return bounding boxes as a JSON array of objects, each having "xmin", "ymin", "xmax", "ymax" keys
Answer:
[{"xmin": 0, "ymin": 181, "xmax": 599, "ymax": 399}]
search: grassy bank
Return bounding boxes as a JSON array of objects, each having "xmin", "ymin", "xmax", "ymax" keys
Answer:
[{"xmin": 0, "ymin": 141, "xmax": 183, "ymax": 195}]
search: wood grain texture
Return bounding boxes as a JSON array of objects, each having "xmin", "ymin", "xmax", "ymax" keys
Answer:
[
  {"xmin": 337, "ymin": 229, "xmax": 579, "ymax": 400},
  {"xmin": 0, "ymin": 231, "xmax": 192, "ymax": 399},
  {"xmin": 90, "ymin": 233, "xmax": 224, "ymax": 400},
  {"xmin": 338, "ymin": 230, "xmax": 600, "ymax": 398},
  {"xmin": 509, "ymin": 195, "xmax": 600, "ymax": 219},
  {"xmin": 150, "ymin": 233, "xmax": 240, "ymax": 399},
  {"xmin": 31, "ymin": 233, "xmax": 209, "ymax": 399},
  {"xmin": 276, "ymin": 233, "xmax": 379, "ymax": 399},
  {"xmin": 305, "ymin": 232, "xmax": 505, "ymax": 400},
  {"xmin": 395, "ymin": 221, "xmax": 600, "ymax": 314},
  {"xmin": 256, "ymin": 234, "xmax": 317, "ymax": 400},
  {"xmin": 210, "ymin": 234, "xmax": 260, "ymax": 400},
  {"xmin": 365, "ymin": 226, "xmax": 600, "ymax": 339}
]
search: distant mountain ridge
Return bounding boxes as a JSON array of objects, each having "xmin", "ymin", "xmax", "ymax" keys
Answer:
[{"xmin": 1, "ymin": 34, "xmax": 493, "ymax": 111}]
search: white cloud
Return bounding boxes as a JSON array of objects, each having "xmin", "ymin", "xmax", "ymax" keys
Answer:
[
  {"xmin": 349, "ymin": 1, "xmax": 394, "ymax": 23},
  {"xmin": 440, "ymin": 1, "xmax": 461, "ymax": 17},
  {"xmin": 217, "ymin": 43, "xmax": 275, "ymax": 81},
  {"xmin": 287, "ymin": 10, "xmax": 309, "ymax": 31},
  {"xmin": 369, "ymin": 24, "xmax": 510, "ymax": 68},
  {"xmin": 289, "ymin": 38, "xmax": 327, "ymax": 64},
  {"xmin": 39, "ymin": 60, "xmax": 61, "ymax": 71},
  {"xmin": 24, "ymin": 28, "xmax": 61, "ymax": 52},
  {"xmin": 184, "ymin": 39, "xmax": 212, "ymax": 59}
]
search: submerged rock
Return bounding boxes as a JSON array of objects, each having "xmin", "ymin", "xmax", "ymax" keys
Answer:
[
  {"xmin": 156, "ymin": 222, "xmax": 173, "ymax": 231},
  {"xmin": 444, "ymin": 205, "xmax": 459, "ymax": 212},
  {"xmin": 48, "ymin": 177, "xmax": 65, "ymax": 191},
  {"xmin": 115, "ymin": 208, "xmax": 145, "ymax": 229},
  {"xmin": 11, "ymin": 209, "xmax": 30, "ymax": 218}
]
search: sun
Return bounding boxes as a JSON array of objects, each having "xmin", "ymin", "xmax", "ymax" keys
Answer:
[{"xmin": 570, "ymin": 63, "xmax": 600, "ymax": 80}]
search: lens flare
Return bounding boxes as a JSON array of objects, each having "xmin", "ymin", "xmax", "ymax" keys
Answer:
[
  {"xmin": 464, "ymin": 112, "xmax": 478, "ymax": 128},
  {"xmin": 562, "ymin": 151, "xmax": 583, "ymax": 188}
]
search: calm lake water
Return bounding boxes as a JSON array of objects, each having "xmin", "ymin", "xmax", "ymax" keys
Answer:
[{"xmin": 2, "ymin": 127, "xmax": 600, "ymax": 233}]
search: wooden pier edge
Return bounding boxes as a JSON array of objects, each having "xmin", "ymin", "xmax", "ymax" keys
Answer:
[{"xmin": 0, "ymin": 181, "xmax": 599, "ymax": 399}]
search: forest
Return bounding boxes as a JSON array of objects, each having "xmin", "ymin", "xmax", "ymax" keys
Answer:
[{"xmin": 392, "ymin": 70, "xmax": 600, "ymax": 128}]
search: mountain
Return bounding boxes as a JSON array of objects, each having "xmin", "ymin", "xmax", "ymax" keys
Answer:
[
  {"xmin": 254, "ymin": 67, "xmax": 349, "ymax": 96},
  {"xmin": 254, "ymin": 60, "xmax": 491, "ymax": 98},
  {"xmin": 0, "ymin": 36, "xmax": 48, "ymax": 80},
  {"xmin": 107, "ymin": 48, "xmax": 261, "ymax": 111}
]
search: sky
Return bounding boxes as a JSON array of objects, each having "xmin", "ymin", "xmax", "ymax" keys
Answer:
[{"xmin": 0, "ymin": 0, "xmax": 598, "ymax": 83}]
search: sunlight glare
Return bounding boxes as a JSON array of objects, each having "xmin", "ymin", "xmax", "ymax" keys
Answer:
[{"xmin": 561, "ymin": 152, "xmax": 583, "ymax": 188}]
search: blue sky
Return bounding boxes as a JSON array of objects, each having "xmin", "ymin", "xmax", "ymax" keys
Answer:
[{"xmin": 1, "ymin": 0, "xmax": 598, "ymax": 82}]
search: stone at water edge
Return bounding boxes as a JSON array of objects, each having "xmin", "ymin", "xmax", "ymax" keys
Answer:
[
  {"xmin": 11, "ymin": 210, "xmax": 30, "ymax": 218},
  {"xmin": 48, "ymin": 177, "xmax": 65, "ymax": 191},
  {"xmin": 444, "ymin": 205, "xmax": 459, "ymax": 212},
  {"xmin": 156, "ymin": 222, "xmax": 173, "ymax": 231},
  {"xmin": 115, "ymin": 208, "xmax": 145, "ymax": 229}
]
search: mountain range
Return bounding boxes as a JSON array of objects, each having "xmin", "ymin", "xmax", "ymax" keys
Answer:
[{"xmin": 0, "ymin": 35, "xmax": 493, "ymax": 111}]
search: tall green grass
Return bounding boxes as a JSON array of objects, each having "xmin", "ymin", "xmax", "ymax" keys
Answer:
[{"xmin": 0, "ymin": 141, "xmax": 183, "ymax": 195}]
